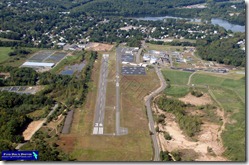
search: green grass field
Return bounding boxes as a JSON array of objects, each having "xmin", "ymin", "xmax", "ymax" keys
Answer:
[
  {"xmin": 173, "ymin": 39, "xmax": 196, "ymax": 43},
  {"xmin": 0, "ymin": 47, "xmax": 41, "ymax": 67},
  {"xmin": 164, "ymin": 85, "xmax": 189, "ymax": 97},
  {"xmin": 211, "ymin": 86, "xmax": 245, "ymax": 161},
  {"xmin": 162, "ymin": 70, "xmax": 192, "ymax": 85},
  {"xmin": 0, "ymin": 47, "xmax": 12, "ymax": 63},
  {"xmin": 145, "ymin": 43, "xmax": 184, "ymax": 52},
  {"xmin": 162, "ymin": 69, "xmax": 245, "ymax": 161}
]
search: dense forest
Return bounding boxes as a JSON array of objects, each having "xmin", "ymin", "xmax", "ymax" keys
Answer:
[
  {"xmin": 0, "ymin": 91, "xmax": 54, "ymax": 150},
  {"xmin": 196, "ymin": 33, "xmax": 245, "ymax": 67},
  {"xmin": 71, "ymin": 0, "xmax": 245, "ymax": 25},
  {"xmin": 167, "ymin": 1, "xmax": 245, "ymax": 26},
  {"xmin": 73, "ymin": 0, "xmax": 206, "ymax": 16}
]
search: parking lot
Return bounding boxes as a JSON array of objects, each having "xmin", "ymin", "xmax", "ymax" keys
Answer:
[
  {"xmin": 27, "ymin": 50, "xmax": 67, "ymax": 63},
  {"xmin": 121, "ymin": 66, "xmax": 146, "ymax": 75},
  {"xmin": 29, "ymin": 51, "xmax": 55, "ymax": 62},
  {"xmin": 44, "ymin": 52, "xmax": 67, "ymax": 63},
  {"xmin": 121, "ymin": 54, "xmax": 134, "ymax": 62}
]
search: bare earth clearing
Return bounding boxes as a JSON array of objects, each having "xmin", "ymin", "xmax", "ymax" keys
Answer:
[
  {"xmin": 86, "ymin": 42, "xmax": 114, "ymax": 51},
  {"xmin": 23, "ymin": 120, "xmax": 44, "ymax": 141},
  {"xmin": 153, "ymin": 94, "xmax": 228, "ymax": 161},
  {"xmin": 179, "ymin": 93, "xmax": 213, "ymax": 106}
]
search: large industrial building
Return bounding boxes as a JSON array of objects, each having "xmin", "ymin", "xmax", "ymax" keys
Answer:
[
  {"xmin": 21, "ymin": 62, "xmax": 55, "ymax": 72},
  {"xmin": 22, "ymin": 62, "xmax": 55, "ymax": 68}
]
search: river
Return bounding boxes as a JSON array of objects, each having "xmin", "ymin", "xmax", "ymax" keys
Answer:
[{"xmin": 134, "ymin": 16, "xmax": 245, "ymax": 32}]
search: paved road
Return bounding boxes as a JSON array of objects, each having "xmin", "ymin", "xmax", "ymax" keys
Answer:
[
  {"xmin": 144, "ymin": 66, "xmax": 167, "ymax": 161},
  {"xmin": 93, "ymin": 54, "xmax": 109, "ymax": 135},
  {"xmin": 136, "ymin": 40, "xmax": 145, "ymax": 64}
]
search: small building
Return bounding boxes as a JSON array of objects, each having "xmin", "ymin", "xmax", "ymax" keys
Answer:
[
  {"xmin": 143, "ymin": 54, "xmax": 151, "ymax": 62},
  {"xmin": 57, "ymin": 42, "xmax": 66, "ymax": 47},
  {"xmin": 150, "ymin": 56, "xmax": 157, "ymax": 64}
]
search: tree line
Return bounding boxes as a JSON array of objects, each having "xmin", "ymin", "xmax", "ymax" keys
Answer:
[{"xmin": 156, "ymin": 96, "xmax": 202, "ymax": 137}]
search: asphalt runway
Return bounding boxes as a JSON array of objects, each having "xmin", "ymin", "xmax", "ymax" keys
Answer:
[
  {"xmin": 115, "ymin": 48, "xmax": 121, "ymax": 135},
  {"xmin": 116, "ymin": 48, "xmax": 128, "ymax": 135},
  {"xmin": 93, "ymin": 54, "xmax": 109, "ymax": 135}
]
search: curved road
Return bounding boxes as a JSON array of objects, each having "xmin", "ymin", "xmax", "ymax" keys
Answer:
[{"xmin": 144, "ymin": 66, "xmax": 167, "ymax": 161}]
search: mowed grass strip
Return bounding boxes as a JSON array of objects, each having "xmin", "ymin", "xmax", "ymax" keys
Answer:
[{"xmin": 0, "ymin": 47, "xmax": 12, "ymax": 63}]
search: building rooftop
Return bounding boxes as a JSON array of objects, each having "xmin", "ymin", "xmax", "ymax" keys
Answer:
[{"xmin": 22, "ymin": 62, "xmax": 55, "ymax": 67}]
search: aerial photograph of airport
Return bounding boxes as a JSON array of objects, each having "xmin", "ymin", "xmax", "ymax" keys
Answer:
[{"xmin": 0, "ymin": 0, "xmax": 246, "ymax": 162}]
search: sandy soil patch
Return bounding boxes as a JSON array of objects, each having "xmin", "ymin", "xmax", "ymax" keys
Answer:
[
  {"xmin": 23, "ymin": 120, "xmax": 44, "ymax": 141},
  {"xmin": 154, "ymin": 104, "xmax": 227, "ymax": 161},
  {"xmin": 86, "ymin": 42, "xmax": 114, "ymax": 51},
  {"xmin": 179, "ymin": 93, "xmax": 213, "ymax": 106}
]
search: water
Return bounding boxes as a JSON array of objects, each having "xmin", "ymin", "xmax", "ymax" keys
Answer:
[
  {"xmin": 135, "ymin": 16, "xmax": 201, "ymax": 23},
  {"xmin": 134, "ymin": 16, "xmax": 245, "ymax": 32},
  {"xmin": 211, "ymin": 18, "xmax": 245, "ymax": 32}
]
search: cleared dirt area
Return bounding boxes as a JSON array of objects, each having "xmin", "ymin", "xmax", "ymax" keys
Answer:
[
  {"xmin": 23, "ymin": 120, "xmax": 44, "ymax": 141},
  {"xmin": 86, "ymin": 42, "xmax": 114, "ymax": 51},
  {"xmin": 179, "ymin": 93, "xmax": 213, "ymax": 106},
  {"xmin": 153, "ymin": 98, "xmax": 227, "ymax": 161},
  {"xmin": 156, "ymin": 111, "xmax": 227, "ymax": 161}
]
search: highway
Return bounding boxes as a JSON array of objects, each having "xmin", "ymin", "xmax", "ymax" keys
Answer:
[
  {"xmin": 144, "ymin": 66, "xmax": 167, "ymax": 161},
  {"xmin": 93, "ymin": 54, "xmax": 109, "ymax": 135}
]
